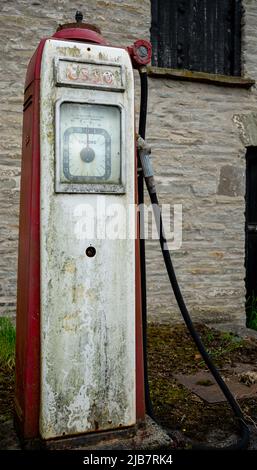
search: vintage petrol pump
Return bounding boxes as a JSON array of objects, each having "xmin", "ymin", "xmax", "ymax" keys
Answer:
[{"xmin": 15, "ymin": 13, "xmax": 152, "ymax": 446}]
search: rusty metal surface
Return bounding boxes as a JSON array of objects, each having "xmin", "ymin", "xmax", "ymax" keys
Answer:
[{"xmin": 174, "ymin": 364, "xmax": 257, "ymax": 404}]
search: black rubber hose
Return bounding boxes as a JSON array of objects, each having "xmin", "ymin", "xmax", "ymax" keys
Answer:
[
  {"xmin": 138, "ymin": 70, "xmax": 154, "ymax": 417},
  {"xmin": 138, "ymin": 69, "xmax": 250, "ymax": 450},
  {"xmin": 139, "ymin": 71, "xmax": 147, "ymax": 139},
  {"xmin": 149, "ymin": 194, "xmax": 250, "ymax": 450}
]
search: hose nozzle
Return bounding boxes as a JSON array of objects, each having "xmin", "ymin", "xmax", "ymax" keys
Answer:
[{"xmin": 137, "ymin": 135, "xmax": 156, "ymax": 194}]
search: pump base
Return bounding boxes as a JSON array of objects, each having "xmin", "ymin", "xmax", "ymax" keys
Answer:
[{"xmin": 17, "ymin": 417, "xmax": 173, "ymax": 450}]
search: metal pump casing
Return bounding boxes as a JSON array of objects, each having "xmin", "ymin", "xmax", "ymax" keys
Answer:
[
  {"xmin": 15, "ymin": 23, "xmax": 147, "ymax": 442},
  {"xmin": 40, "ymin": 39, "xmax": 135, "ymax": 439}
]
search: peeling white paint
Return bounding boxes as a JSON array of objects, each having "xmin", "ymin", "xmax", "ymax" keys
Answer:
[{"xmin": 39, "ymin": 39, "xmax": 135, "ymax": 439}]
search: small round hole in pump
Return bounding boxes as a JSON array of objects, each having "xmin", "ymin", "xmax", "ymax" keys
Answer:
[
  {"xmin": 87, "ymin": 47, "xmax": 91, "ymax": 51},
  {"xmin": 86, "ymin": 246, "xmax": 96, "ymax": 258}
]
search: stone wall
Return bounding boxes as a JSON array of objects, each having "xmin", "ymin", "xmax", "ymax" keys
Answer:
[
  {"xmin": 145, "ymin": 0, "xmax": 257, "ymax": 324},
  {"xmin": 0, "ymin": 0, "xmax": 257, "ymax": 325}
]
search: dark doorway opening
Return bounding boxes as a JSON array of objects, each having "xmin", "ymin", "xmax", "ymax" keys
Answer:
[{"xmin": 245, "ymin": 146, "xmax": 257, "ymax": 329}]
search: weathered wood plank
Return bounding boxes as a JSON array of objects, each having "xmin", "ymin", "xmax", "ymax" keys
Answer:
[
  {"xmin": 147, "ymin": 65, "xmax": 255, "ymax": 88},
  {"xmin": 151, "ymin": 0, "xmax": 242, "ymax": 76}
]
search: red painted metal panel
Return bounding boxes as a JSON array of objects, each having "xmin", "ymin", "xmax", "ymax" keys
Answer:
[
  {"xmin": 15, "ymin": 42, "xmax": 45, "ymax": 439},
  {"xmin": 25, "ymin": 39, "xmax": 48, "ymax": 90},
  {"xmin": 15, "ymin": 84, "xmax": 34, "ymax": 433}
]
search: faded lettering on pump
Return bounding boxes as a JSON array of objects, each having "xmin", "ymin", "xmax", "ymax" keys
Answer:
[{"xmin": 55, "ymin": 58, "xmax": 125, "ymax": 91}]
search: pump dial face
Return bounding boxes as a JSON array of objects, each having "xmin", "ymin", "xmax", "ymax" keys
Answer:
[{"xmin": 59, "ymin": 103, "xmax": 121, "ymax": 184}]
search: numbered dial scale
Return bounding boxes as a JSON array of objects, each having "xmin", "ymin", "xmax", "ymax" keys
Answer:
[{"xmin": 57, "ymin": 102, "xmax": 122, "ymax": 191}]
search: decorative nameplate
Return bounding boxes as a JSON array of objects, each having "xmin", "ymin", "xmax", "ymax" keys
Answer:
[{"xmin": 55, "ymin": 59, "xmax": 125, "ymax": 91}]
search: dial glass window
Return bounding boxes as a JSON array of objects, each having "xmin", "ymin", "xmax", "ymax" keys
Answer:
[{"xmin": 59, "ymin": 102, "xmax": 121, "ymax": 185}]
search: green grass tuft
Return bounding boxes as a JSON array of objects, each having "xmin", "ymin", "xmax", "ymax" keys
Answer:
[
  {"xmin": 246, "ymin": 294, "xmax": 257, "ymax": 332},
  {"xmin": 0, "ymin": 317, "xmax": 16, "ymax": 370}
]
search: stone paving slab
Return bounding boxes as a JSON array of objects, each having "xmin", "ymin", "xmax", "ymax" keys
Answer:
[{"xmin": 174, "ymin": 363, "xmax": 257, "ymax": 403}]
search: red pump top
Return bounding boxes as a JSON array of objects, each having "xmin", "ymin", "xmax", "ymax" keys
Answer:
[
  {"xmin": 24, "ymin": 12, "xmax": 151, "ymax": 90},
  {"xmin": 24, "ymin": 16, "xmax": 107, "ymax": 89},
  {"xmin": 53, "ymin": 11, "xmax": 107, "ymax": 45},
  {"xmin": 52, "ymin": 28, "xmax": 107, "ymax": 45},
  {"xmin": 52, "ymin": 17, "xmax": 107, "ymax": 45}
]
